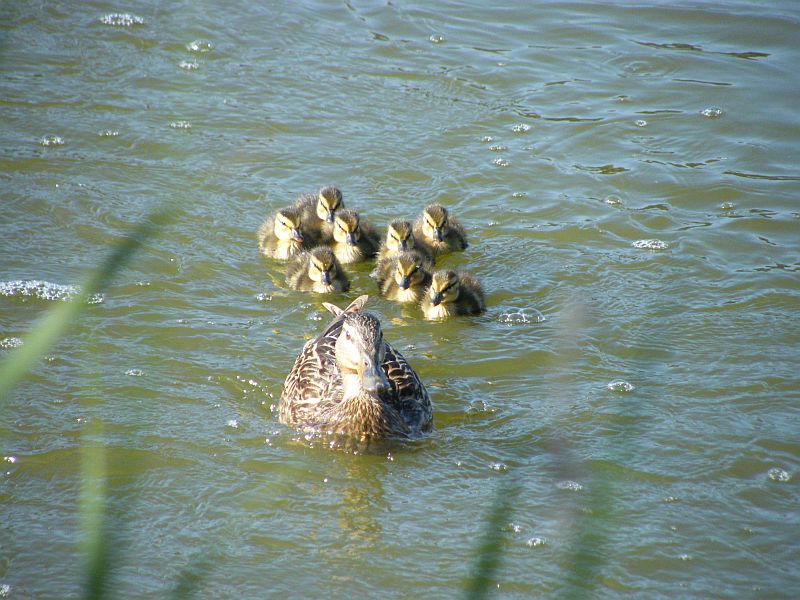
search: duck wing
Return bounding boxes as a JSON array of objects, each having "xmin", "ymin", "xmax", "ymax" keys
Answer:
[
  {"xmin": 382, "ymin": 342, "xmax": 432, "ymax": 433},
  {"xmin": 279, "ymin": 315, "xmax": 345, "ymax": 427}
]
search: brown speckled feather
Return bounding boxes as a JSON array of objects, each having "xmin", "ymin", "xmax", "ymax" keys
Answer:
[{"xmin": 279, "ymin": 296, "xmax": 432, "ymax": 438}]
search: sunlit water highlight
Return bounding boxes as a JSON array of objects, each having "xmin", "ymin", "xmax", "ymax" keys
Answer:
[{"xmin": 1, "ymin": 1, "xmax": 799, "ymax": 598}]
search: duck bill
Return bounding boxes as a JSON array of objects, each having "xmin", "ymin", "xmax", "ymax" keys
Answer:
[
  {"xmin": 358, "ymin": 355, "xmax": 389, "ymax": 394},
  {"xmin": 431, "ymin": 291, "xmax": 443, "ymax": 306},
  {"xmin": 345, "ymin": 232, "xmax": 357, "ymax": 245},
  {"xmin": 397, "ymin": 276, "xmax": 410, "ymax": 290},
  {"xmin": 320, "ymin": 270, "xmax": 331, "ymax": 285},
  {"xmin": 292, "ymin": 229, "xmax": 304, "ymax": 243},
  {"xmin": 325, "ymin": 210, "xmax": 335, "ymax": 223},
  {"xmin": 433, "ymin": 227, "xmax": 444, "ymax": 242}
]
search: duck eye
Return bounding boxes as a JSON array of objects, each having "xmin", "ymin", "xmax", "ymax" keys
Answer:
[{"xmin": 344, "ymin": 330, "xmax": 351, "ymax": 341}]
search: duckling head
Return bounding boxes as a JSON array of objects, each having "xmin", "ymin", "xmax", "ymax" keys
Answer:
[
  {"xmin": 274, "ymin": 207, "xmax": 304, "ymax": 243},
  {"xmin": 394, "ymin": 252, "xmax": 425, "ymax": 290},
  {"xmin": 335, "ymin": 312, "xmax": 390, "ymax": 394},
  {"xmin": 428, "ymin": 269, "xmax": 460, "ymax": 306},
  {"xmin": 421, "ymin": 204, "xmax": 449, "ymax": 243},
  {"xmin": 307, "ymin": 247, "xmax": 339, "ymax": 286},
  {"xmin": 333, "ymin": 209, "xmax": 362, "ymax": 246},
  {"xmin": 386, "ymin": 220, "xmax": 414, "ymax": 253},
  {"xmin": 317, "ymin": 186, "xmax": 344, "ymax": 223}
]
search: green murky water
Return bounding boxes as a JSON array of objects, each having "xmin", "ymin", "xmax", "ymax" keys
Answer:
[{"xmin": 2, "ymin": 1, "xmax": 799, "ymax": 597}]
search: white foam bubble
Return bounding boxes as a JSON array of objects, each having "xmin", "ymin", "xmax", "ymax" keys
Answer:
[
  {"xmin": 187, "ymin": 40, "xmax": 213, "ymax": 53},
  {"xmin": 767, "ymin": 467, "xmax": 791, "ymax": 482},
  {"xmin": 492, "ymin": 157, "xmax": 510, "ymax": 167},
  {"xmin": 701, "ymin": 107, "xmax": 723, "ymax": 118},
  {"xmin": 429, "ymin": 34, "xmax": 445, "ymax": 44},
  {"xmin": 635, "ymin": 119, "xmax": 647, "ymax": 127},
  {"xmin": 498, "ymin": 308, "xmax": 545, "ymax": 326},
  {"xmin": 556, "ymin": 480, "xmax": 583, "ymax": 491},
  {"xmin": 631, "ymin": 239, "xmax": 668, "ymax": 250},
  {"xmin": 0, "ymin": 280, "xmax": 104, "ymax": 304},
  {"xmin": 100, "ymin": 13, "xmax": 145, "ymax": 27},
  {"xmin": 607, "ymin": 379, "xmax": 635, "ymax": 393},
  {"xmin": 40, "ymin": 135, "xmax": 65, "ymax": 147},
  {"xmin": 526, "ymin": 537, "xmax": 546, "ymax": 547},
  {"xmin": 169, "ymin": 120, "xmax": 192, "ymax": 130},
  {"xmin": 0, "ymin": 337, "xmax": 23, "ymax": 349},
  {"xmin": 125, "ymin": 368, "xmax": 144, "ymax": 377},
  {"xmin": 179, "ymin": 60, "xmax": 200, "ymax": 70},
  {"xmin": 511, "ymin": 123, "xmax": 531, "ymax": 133}
]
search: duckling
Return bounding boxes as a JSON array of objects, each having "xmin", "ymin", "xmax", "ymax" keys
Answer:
[
  {"xmin": 375, "ymin": 251, "xmax": 432, "ymax": 304},
  {"xmin": 257, "ymin": 207, "xmax": 308, "ymax": 260},
  {"xmin": 420, "ymin": 269, "xmax": 486, "ymax": 320},
  {"xmin": 280, "ymin": 295, "xmax": 432, "ymax": 439},
  {"xmin": 330, "ymin": 209, "xmax": 380, "ymax": 264},
  {"xmin": 286, "ymin": 247, "xmax": 349, "ymax": 293},
  {"xmin": 376, "ymin": 219, "xmax": 434, "ymax": 266},
  {"xmin": 412, "ymin": 203, "xmax": 468, "ymax": 257},
  {"xmin": 294, "ymin": 186, "xmax": 345, "ymax": 244}
]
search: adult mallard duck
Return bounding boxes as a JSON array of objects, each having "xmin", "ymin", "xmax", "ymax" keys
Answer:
[
  {"xmin": 376, "ymin": 219, "xmax": 433, "ymax": 266},
  {"xmin": 294, "ymin": 186, "xmax": 345, "ymax": 244},
  {"xmin": 420, "ymin": 269, "xmax": 486, "ymax": 320},
  {"xmin": 330, "ymin": 209, "xmax": 380, "ymax": 264},
  {"xmin": 412, "ymin": 203, "xmax": 468, "ymax": 257},
  {"xmin": 285, "ymin": 247, "xmax": 349, "ymax": 293},
  {"xmin": 257, "ymin": 206, "xmax": 308, "ymax": 260},
  {"xmin": 279, "ymin": 295, "xmax": 433, "ymax": 440},
  {"xmin": 375, "ymin": 250, "xmax": 432, "ymax": 304}
]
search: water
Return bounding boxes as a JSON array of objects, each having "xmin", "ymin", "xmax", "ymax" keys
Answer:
[{"xmin": 2, "ymin": 0, "xmax": 799, "ymax": 597}]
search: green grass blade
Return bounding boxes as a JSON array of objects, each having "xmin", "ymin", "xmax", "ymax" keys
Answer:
[{"xmin": 0, "ymin": 204, "xmax": 176, "ymax": 403}]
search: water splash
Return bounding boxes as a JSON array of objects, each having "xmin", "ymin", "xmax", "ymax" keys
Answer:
[
  {"xmin": 635, "ymin": 119, "xmax": 647, "ymax": 127},
  {"xmin": 429, "ymin": 34, "xmax": 445, "ymax": 44},
  {"xmin": 98, "ymin": 130, "xmax": 119, "ymax": 137},
  {"xmin": 492, "ymin": 158, "xmax": 510, "ymax": 167},
  {"xmin": 511, "ymin": 123, "xmax": 531, "ymax": 133},
  {"xmin": 169, "ymin": 121, "xmax": 192, "ymax": 130},
  {"xmin": 526, "ymin": 537, "xmax": 546, "ymax": 548},
  {"xmin": 125, "ymin": 368, "xmax": 144, "ymax": 377},
  {"xmin": 0, "ymin": 280, "xmax": 104, "ymax": 304},
  {"xmin": 179, "ymin": 60, "xmax": 200, "ymax": 70}
]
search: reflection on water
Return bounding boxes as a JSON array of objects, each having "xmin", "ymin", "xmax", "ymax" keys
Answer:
[{"xmin": 2, "ymin": 0, "xmax": 799, "ymax": 597}]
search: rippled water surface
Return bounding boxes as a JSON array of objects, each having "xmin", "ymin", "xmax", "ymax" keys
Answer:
[{"xmin": 2, "ymin": 1, "xmax": 799, "ymax": 597}]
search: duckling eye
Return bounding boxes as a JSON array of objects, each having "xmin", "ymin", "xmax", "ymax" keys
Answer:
[{"xmin": 344, "ymin": 330, "xmax": 351, "ymax": 341}]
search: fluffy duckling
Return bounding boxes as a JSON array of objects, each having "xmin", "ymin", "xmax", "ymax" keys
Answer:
[
  {"xmin": 412, "ymin": 203, "xmax": 468, "ymax": 257},
  {"xmin": 420, "ymin": 269, "xmax": 486, "ymax": 320},
  {"xmin": 257, "ymin": 207, "xmax": 308, "ymax": 260},
  {"xmin": 294, "ymin": 186, "xmax": 345, "ymax": 244},
  {"xmin": 330, "ymin": 209, "xmax": 380, "ymax": 264},
  {"xmin": 376, "ymin": 219, "xmax": 433, "ymax": 267},
  {"xmin": 375, "ymin": 251, "xmax": 432, "ymax": 304},
  {"xmin": 280, "ymin": 295, "xmax": 432, "ymax": 439},
  {"xmin": 286, "ymin": 247, "xmax": 349, "ymax": 293}
]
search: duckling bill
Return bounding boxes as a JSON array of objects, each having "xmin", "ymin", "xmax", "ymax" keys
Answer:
[
  {"xmin": 421, "ymin": 269, "xmax": 486, "ymax": 319},
  {"xmin": 279, "ymin": 295, "xmax": 433, "ymax": 439}
]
